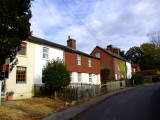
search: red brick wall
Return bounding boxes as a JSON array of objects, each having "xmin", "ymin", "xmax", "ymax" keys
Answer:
[
  {"xmin": 91, "ymin": 48, "xmax": 115, "ymax": 80},
  {"xmin": 91, "ymin": 47, "xmax": 126, "ymax": 80},
  {"xmin": 65, "ymin": 51, "xmax": 100, "ymax": 74}
]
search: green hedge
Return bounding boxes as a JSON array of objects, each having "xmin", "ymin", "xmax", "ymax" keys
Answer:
[
  {"xmin": 131, "ymin": 74, "xmax": 144, "ymax": 85},
  {"xmin": 152, "ymin": 76, "xmax": 160, "ymax": 82}
]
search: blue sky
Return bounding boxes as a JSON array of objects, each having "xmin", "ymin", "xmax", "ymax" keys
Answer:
[{"xmin": 30, "ymin": 0, "xmax": 160, "ymax": 53}]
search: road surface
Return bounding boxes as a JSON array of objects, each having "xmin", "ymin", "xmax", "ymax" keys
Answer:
[{"xmin": 73, "ymin": 84, "xmax": 160, "ymax": 120}]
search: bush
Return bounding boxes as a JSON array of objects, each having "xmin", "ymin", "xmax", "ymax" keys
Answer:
[
  {"xmin": 42, "ymin": 59, "xmax": 71, "ymax": 95},
  {"xmin": 152, "ymin": 76, "xmax": 160, "ymax": 82},
  {"xmin": 131, "ymin": 74, "xmax": 144, "ymax": 85},
  {"xmin": 101, "ymin": 68, "xmax": 110, "ymax": 84}
]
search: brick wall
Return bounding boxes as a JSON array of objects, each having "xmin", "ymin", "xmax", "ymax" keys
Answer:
[
  {"xmin": 91, "ymin": 48, "xmax": 115, "ymax": 80},
  {"xmin": 91, "ymin": 47, "xmax": 126, "ymax": 81},
  {"xmin": 65, "ymin": 51, "xmax": 100, "ymax": 74}
]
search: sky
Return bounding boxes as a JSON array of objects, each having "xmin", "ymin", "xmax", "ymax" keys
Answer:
[{"xmin": 30, "ymin": 0, "xmax": 160, "ymax": 53}]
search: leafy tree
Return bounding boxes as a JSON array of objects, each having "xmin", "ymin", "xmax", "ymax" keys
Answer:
[
  {"xmin": 42, "ymin": 60, "xmax": 71, "ymax": 97},
  {"xmin": 147, "ymin": 31, "xmax": 160, "ymax": 47},
  {"xmin": 125, "ymin": 43, "xmax": 160, "ymax": 70},
  {"xmin": 0, "ymin": 0, "xmax": 32, "ymax": 72},
  {"xmin": 140, "ymin": 43, "xmax": 160, "ymax": 70},
  {"xmin": 125, "ymin": 46, "xmax": 142, "ymax": 63},
  {"xmin": 119, "ymin": 49, "xmax": 125, "ymax": 58}
]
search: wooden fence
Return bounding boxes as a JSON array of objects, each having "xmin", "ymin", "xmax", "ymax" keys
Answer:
[
  {"xmin": 101, "ymin": 80, "xmax": 126, "ymax": 93},
  {"xmin": 34, "ymin": 84, "xmax": 100, "ymax": 101},
  {"xmin": 34, "ymin": 80, "xmax": 126, "ymax": 101}
]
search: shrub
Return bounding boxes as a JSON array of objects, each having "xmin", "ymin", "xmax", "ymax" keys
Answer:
[
  {"xmin": 101, "ymin": 68, "xmax": 110, "ymax": 84},
  {"xmin": 131, "ymin": 74, "xmax": 144, "ymax": 85},
  {"xmin": 42, "ymin": 59, "xmax": 71, "ymax": 96},
  {"xmin": 152, "ymin": 76, "xmax": 160, "ymax": 82}
]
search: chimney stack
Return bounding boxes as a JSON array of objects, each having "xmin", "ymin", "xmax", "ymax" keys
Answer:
[
  {"xmin": 113, "ymin": 48, "xmax": 120, "ymax": 55},
  {"xmin": 67, "ymin": 36, "xmax": 76, "ymax": 49},
  {"xmin": 107, "ymin": 45, "xmax": 113, "ymax": 52}
]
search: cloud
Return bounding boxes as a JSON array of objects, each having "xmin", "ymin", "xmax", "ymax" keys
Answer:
[{"xmin": 30, "ymin": 0, "xmax": 160, "ymax": 53}]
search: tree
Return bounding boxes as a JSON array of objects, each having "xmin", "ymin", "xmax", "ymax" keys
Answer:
[
  {"xmin": 147, "ymin": 31, "xmax": 160, "ymax": 47},
  {"xmin": 0, "ymin": 0, "xmax": 32, "ymax": 72},
  {"xmin": 42, "ymin": 60, "xmax": 71, "ymax": 97},
  {"xmin": 125, "ymin": 43, "xmax": 160, "ymax": 70},
  {"xmin": 140, "ymin": 43, "xmax": 160, "ymax": 70},
  {"xmin": 125, "ymin": 46, "xmax": 142, "ymax": 63}
]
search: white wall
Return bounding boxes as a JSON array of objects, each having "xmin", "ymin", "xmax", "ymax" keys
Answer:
[
  {"xmin": 34, "ymin": 44, "xmax": 64, "ymax": 85},
  {"xmin": 70, "ymin": 72, "xmax": 101, "ymax": 85},
  {"xmin": 6, "ymin": 41, "xmax": 35, "ymax": 100},
  {"xmin": 126, "ymin": 62, "xmax": 132, "ymax": 79}
]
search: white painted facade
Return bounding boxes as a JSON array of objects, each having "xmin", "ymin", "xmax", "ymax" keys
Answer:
[
  {"xmin": 70, "ymin": 72, "xmax": 101, "ymax": 85},
  {"xmin": 5, "ymin": 41, "xmax": 35, "ymax": 100},
  {"xmin": 126, "ymin": 62, "xmax": 132, "ymax": 79},
  {"xmin": 34, "ymin": 44, "xmax": 64, "ymax": 85}
]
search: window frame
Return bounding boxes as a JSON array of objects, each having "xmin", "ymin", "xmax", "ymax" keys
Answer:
[
  {"xmin": 89, "ymin": 73, "xmax": 92, "ymax": 82},
  {"xmin": 88, "ymin": 58, "xmax": 92, "ymax": 67},
  {"xmin": 78, "ymin": 73, "xmax": 81, "ymax": 82},
  {"xmin": 77, "ymin": 54, "xmax": 82, "ymax": 66},
  {"xmin": 16, "ymin": 66, "xmax": 27, "ymax": 83},
  {"xmin": 42, "ymin": 47, "xmax": 49, "ymax": 59},
  {"xmin": 18, "ymin": 42, "xmax": 27, "ymax": 55},
  {"xmin": 70, "ymin": 72, "xmax": 73, "ymax": 82},
  {"xmin": 95, "ymin": 53, "xmax": 100, "ymax": 58}
]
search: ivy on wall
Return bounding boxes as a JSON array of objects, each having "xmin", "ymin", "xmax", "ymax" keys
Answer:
[{"xmin": 120, "ymin": 62, "xmax": 127, "ymax": 75}]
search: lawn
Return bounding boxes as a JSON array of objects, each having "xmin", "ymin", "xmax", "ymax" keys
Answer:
[{"xmin": 0, "ymin": 97, "xmax": 68, "ymax": 120}]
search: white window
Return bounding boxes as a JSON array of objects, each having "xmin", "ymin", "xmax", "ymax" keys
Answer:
[
  {"xmin": 70, "ymin": 72, "xmax": 73, "ymax": 82},
  {"xmin": 88, "ymin": 58, "xmax": 92, "ymax": 67},
  {"xmin": 115, "ymin": 74, "xmax": 118, "ymax": 80},
  {"xmin": 133, "ymin": 68, "xmax": 136, "ymax": 72},
  {"xmin": 43, "ymin": 47, "xmax": 49, "ymax": 59},
  {"xmin": 78, "ymin": 73, "xmax": 81, "ymax": 82},
  {"xmin": 77, "ymin": 55, "xmax": 82, "ymax": 65},
  {"xmin": 95, "ymin": 53, "xmax": 100, "ymax": 58},
  {"xmin": 89, "ymin": 74, "xmax": 92, "ymax": 82},
  {"xmin": 118, "ymin": 63, "xmax": 120, "ymax": 70}
]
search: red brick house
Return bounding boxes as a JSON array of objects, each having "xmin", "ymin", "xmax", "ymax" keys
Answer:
[
  {"xmin": 65, "ymin": 37, "xmax": 101, "ymax": 85},
  {"xmin": 131, "ymin": 64, "xmax": 141, "ymax": 75},
  {"xmin": 91, "ymin": 45, "xmax": 127, "ymax": 83}
]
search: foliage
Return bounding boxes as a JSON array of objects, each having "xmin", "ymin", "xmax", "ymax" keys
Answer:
[
  {"xmin": 147, "ymin": 31, "xmax": 160, "ymax": 47},
  {"xmin": 131, "ymin": 74, "xmax": 144, "ymax": 85},
  {"xmin": 42, "ymin": 59, "xmax": 71, "ymax": 91},
  {"xmin": 6, "ymin": 91, "xmax": 14, "ymax": 96},
  {"xmin": 119, "ymin": 49, "xmax": 125, "ymax": 58},
  {"xmin": 125, "ymin": 43, "xmax": 160, "ymax": 70},
  {"xmin": 152, "ymin": 76, "xmax": 160, "ymax": 82},
  {"xmin": 125, "ymin": 46, "xmax": 142, "ymax": 63},
  {"xmin": 120, "ymin": 62, "xmax": 127, "ymax": 75},
  {"xmin": 101, "ymin": 67, "xmax": 110, "ymax": 84},
  {"xmin": 0, "ymin": 0, "xmax": 32, "ymax": 72}
]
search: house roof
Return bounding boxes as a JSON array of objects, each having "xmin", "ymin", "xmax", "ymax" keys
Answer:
[
  {"xmin": 94, "ymin": 46, "xmax": 126, "ymax": 61},
  {"xmin": 28, "ymin": 36, "xmax": 100, "ymax": 60}
]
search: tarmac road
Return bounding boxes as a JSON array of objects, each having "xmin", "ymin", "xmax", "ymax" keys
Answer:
[{"xmin": 73, "ymin": 84, "xmax": 160, "ymax": 120}]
